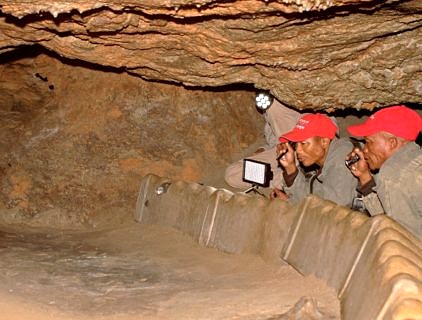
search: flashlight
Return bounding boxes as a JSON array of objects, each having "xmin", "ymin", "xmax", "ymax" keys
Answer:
[
  {"xmin": 276, "ymin": 149, "xmax": 288, "ymax": 162},
  {"xmin": 345, "ymin": 154, "xmax": 360, "ymax": 168},
  {"xmin": 276, "ymin": 141, "xmax": 295, "ymax": 161},
  {"xmin": 255, "ymin": 91, "xmax": 273, "ymax": 111}
]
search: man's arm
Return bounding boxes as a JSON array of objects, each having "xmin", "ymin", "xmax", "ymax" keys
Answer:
[{"xmin": 283, "ymin": 171, "xmax": 309, "ymax": 204}]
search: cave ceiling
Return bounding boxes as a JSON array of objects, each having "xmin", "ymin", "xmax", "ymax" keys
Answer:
[{"xmin": 0, "ymin": 0, "xmax": 421, "ymax": 111}]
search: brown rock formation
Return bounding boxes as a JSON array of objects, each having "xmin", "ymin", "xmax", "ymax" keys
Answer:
[
  {"xmin": 0, "ymin": 0, "xmax": 421, "ymax": 226},
  {"xmin": 0, "ymin": 52, "xmax": 261, "ymax": 226},
  {"xmin": 1, "ymin": 0, "xmax": 421, "ymax": 110}
]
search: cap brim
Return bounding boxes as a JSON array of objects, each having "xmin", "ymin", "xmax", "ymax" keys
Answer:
[
  {"xmin": 347, "ymin": 123, "xmax": 379, "ymax": 137},
  {"xmin": 279, "ymin": 129, "xmax": 310, "ymax": 142}
]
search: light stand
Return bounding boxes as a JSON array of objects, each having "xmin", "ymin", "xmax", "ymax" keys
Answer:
[{"xmin": 244, "ymin": 184, "xmax": 267, "ymax": 197}]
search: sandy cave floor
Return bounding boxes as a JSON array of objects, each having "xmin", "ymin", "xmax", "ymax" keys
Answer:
[
  {"xmin": 0, "ymin": 219, "xmax": 340, "ymax": 320},
  {"xmin": 0, "ymin": 136, "xmax": 341, "ymax": 319}
]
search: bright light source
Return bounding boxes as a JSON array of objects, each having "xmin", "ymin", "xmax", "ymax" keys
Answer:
[
  {"xmin": 255, "ymin": 91, "xmax": 273, "ymax": 111},
  {"xmin": 155, "ymin": 182, "xmax": 172, "ymax": 195},
  {"xmin": 242, "ymin": 159, "xmax": 273, "ymax": 187}
]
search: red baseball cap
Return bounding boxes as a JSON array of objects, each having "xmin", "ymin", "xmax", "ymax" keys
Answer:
[
  {"xmin": 347, "ymin": 105, "xmax": 422, "ymax": 141},
  {"xmin": 279, "ymin": 113, "xmax": 337, "ymax": 142}
]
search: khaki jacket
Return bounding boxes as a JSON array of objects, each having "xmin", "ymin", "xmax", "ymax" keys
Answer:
[
  {"xmin": 363, "ymin": 142, "xmax": 422, "ymax": 239},
  {"xmin": 283, "ymin": 138, "xmax": 358, "ymax": 207}
]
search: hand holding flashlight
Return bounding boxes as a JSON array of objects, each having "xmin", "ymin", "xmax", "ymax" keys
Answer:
[
  {"xmin": 276, "ymin": 142, "xmax": 296, "ymax": 174},
  {"xmin": 346, "ymin": 147, "xmax": 372, "ymax": 185}
]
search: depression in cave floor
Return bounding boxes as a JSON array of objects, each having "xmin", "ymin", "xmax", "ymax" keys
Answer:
[{"xmin": 0, "ymin": 221, "xmax": 340, "ymax": 320}]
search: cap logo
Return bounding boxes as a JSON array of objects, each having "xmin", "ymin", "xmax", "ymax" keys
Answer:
[{"xmin": 296, "ymin": 118, "xmax": 309, "ymax": 130}]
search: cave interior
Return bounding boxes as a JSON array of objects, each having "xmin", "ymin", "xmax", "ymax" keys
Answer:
[{"xmin": 0, "ymin": 0, "xmax": 421, "ymax": 318}]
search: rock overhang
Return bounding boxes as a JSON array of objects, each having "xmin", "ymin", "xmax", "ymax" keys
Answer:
[{"xmin": 0, "ymin": 0, "xmax": 421, "ymax": 111}]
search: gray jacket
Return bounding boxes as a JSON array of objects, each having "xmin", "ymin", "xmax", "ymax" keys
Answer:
[
  {"xmin": 283, "ymin": 138, "xmax": 358, "ymax": 207},
  {"xmin": 363, "ymin": 142, "xmax": 422, "ymax": 239}
]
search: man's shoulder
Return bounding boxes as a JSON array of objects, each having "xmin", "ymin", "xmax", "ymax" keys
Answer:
[
  {"xmin": 332, "ymin": 137, "xmax": 353, "ymax": 148},
  {"xmin": 322, "ymin": 138, "xmax": 354, "ymax": 175},
  {"xmin": 402, "ymin": 143, "xmax": 422, "ymax": 173},
  {"xmin": 382, "ymin": 143, "xmax": 422, "ymax": 177},
  {"xmin": 328, "ymin": 138, "xmax": 353, "ymax": 159}
]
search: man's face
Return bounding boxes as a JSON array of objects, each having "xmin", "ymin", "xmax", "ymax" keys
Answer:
[
  {"xmin": 295, "ymin": 136, "xmax": 328, "ymax": 167},
  {"xmin": 362, "ymin": 132, "xmax": 393, "ymax": 170}
]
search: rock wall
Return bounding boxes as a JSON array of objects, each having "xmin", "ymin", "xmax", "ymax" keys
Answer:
[{"xmin": 0, "ymin": 52, "xmax": 262, "ymax": 227}]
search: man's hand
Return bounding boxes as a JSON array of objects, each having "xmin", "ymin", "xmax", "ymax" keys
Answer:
[
  {"xmin": 270, "ymin": 188, "xmax": 289, "ymax": 201},
  {"xmin": 276, "ymin": 142, "xmax": 297, "ymax": 175},
  {"xmin": 346, "ymin": 148, "xmax": 372, "ymax": 185}
]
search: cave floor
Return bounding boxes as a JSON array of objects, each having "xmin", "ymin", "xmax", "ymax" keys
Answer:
[{"xmin": 0, "ymin": 220, "xmax": 339, "ymax": 320}]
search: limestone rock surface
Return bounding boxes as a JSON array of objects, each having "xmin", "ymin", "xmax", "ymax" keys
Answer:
[
  {"xmin": 0, "ymin": 53, "xmax": 261, "ymax": 226},
  {"xmin": 1, "ymin": 0, "xmax": 421, "ymax": 110}
]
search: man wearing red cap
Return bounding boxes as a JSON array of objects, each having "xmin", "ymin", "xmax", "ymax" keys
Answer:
[
  {"xmin": 347, "ymin": 105, "xmax": 422, "ymax": 238},
  {"xmin": 274, "ymin": 113, "xmax": 358, "ymax": 207}
]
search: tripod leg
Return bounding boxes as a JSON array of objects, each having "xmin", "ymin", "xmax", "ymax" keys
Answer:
[{"xmin": 244, "ymin": 186, "xmax": 256, "ymax": 194}]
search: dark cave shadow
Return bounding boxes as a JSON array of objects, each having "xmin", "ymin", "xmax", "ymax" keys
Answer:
[{"xmin": 0, "ymin": 43, "xmax": 256, "ymax": 93}]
